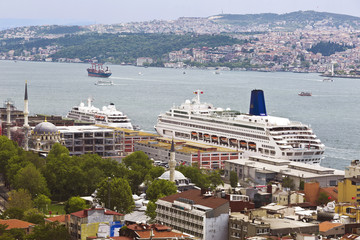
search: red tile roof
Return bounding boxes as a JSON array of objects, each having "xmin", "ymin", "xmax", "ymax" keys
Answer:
[
  {"xmin": 136, "ymin": 230, "xmax": 187, "ymax": 239},
  {"xmin": 159, "ymin": 189, "xmax": 228, "ymax": 209},
  {"xmin": 45, "ymin": 214, "xmax": 69, "ymax": 223},
  {"xmin": 71, "ymin": 208, "xmax": 123, "ymax": 218},
  {"xmin": 0, "ymin": 219, "xmax": 34, "ymax": 230},
  {"xmin": 319, "ymin": 221, "xmax": 343, "ymax": 232}
]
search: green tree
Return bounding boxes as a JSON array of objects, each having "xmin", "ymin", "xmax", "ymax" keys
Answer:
[
  {"xmin": 282, "ymin": 176, "xmax": 295, "ymax": 190},
  {"xmin": 177, "ymin": 164, "xmax": 210, "ymax": 189},
  {"xmin": 7, "ymin": 189, "xmax": 33, "ymax": 211},
  {"xmin": 25, "ymin": 221, "xmax": 70, "ymax": 240},
  {"xmin": 5, "ymin": 228, "xmax": 25, "ymax": 240},
  {"xmin": 146, "ymin": 179, "xmax": 177, "ymax": 202},
  {"xmin": 64, "ymin": 196, "xmax": 88, "ymax": 214},
  {"xmin": 33, "ymin": 194, "xmax": 51, "ymax": 213},
  {"xmin": 23, "ymin": 209, "xmax": 45, "ymax": 224},
  {"xmin": 96, "ymin": 177, "xmax": 134, "ymax": 214},
  {"xmin": 1, "ymin": 208, "xmax": 24, "ymax": 220},
  {"xmin": 317, "ymin": 192, "xmax": 331, "ymax": 205},
  {"xmin": 13, "ymin": 164, "xmax": 49, "ymax": 197},
  {"xmin": 0, "ymin": 136, "xmax": 21, "ymax": 176},
  {"xmin": 145, "ymin": 201, "xmax": 157, "ymax": 223},
  {"xmin": 230, "ymin": 171, "xmax": 238, "ymax": 188},
  {"xmin": 208, "ymin": 171, "xmax": 224, "ymax": 190},
  {"xmin": 148, "ymin": 166, "xmax": 165, "ymax": 180}
]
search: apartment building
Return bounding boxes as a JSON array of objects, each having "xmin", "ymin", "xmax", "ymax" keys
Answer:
[{"xmin": 156, "ymin": 189, "xmax": 229, "ymax": 240}]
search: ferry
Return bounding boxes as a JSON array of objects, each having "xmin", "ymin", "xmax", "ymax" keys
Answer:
[
  {"xmin": 298, "ymin": 92, "xmax": 312, "ymax": 96},
  {"xmin": 87, "ymin": 63, "xmax": 112, "ymax": 78},
  {"xmin": 66, "ymin": 98, "xmax": 133, "ymax": 129},
  {"xmin": 95, "ymin": 79, "xmax": 114, "ymax": 86},
  {"xmin": 155, "ymin": 89, "xmax": 325, "ymax": 164}
]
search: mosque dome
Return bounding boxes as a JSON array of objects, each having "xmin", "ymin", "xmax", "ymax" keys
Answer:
[
  {"xmin": 159, "ymin": 170, "xmax": 186, "ymax": 181},
  {"xmin": 33, "ymin": 121, "xmax": 58, "ymax": 134}
]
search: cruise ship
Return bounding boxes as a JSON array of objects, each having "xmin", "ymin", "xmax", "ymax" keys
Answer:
[
  {"xmin": 155, "ymin": 90, "xmax": 325, "ymax": 164},
  {"xmin": 67, "ymin": 98, "xmax": 134, "ymax": 129}
]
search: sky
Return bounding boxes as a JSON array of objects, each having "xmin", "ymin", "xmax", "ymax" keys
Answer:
[{"xmin": 1, "ymin": 0, "xmax": 360, "ymax": 25}]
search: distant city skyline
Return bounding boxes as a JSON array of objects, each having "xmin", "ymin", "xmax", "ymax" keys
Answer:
[{"xmin": 1, "ymin": 0, "xmax": 360, "ymax": 25}]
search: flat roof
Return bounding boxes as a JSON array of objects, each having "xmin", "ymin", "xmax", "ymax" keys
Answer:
[
  {"xmin": 225, "ymin": 157, "xmax": 344, "ymax": 179},
  {"xmin": 57, "ymin": 125, "xmax": 114, "ymax": 133},
  {"xmin": 262, "ymin": 217, "xmax": 318, "ymax": 229},
  {"xmin": 137, "ymin": 137, "xmax": 242, "ymax": 154},
  {"xmin": 96, "ymin": 124, "xmax": 158, "ymax": 137}
]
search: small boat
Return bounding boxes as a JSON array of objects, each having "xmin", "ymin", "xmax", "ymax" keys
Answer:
[
  {"xmin": 95, "ymin": 80, "xmax": 114, "ymax": 86},
  {"xmin": 230, "ymin": 139, "xmax": 237, "ymax": 146},
  {"xmin": 220, "ymin": 137, "xmax": 227, "ymax": 142},
  {"xmin": 298, "ymin": 92, "xmax": 312, "ymax": 96},
  {"xmin": 87, "ymin": 63, "xmax": 112, "ymax": 78},
  {"xmin": 323, "ymin": 78, "xmax": 334, "ymax": 82},
  {"xmin": 248, "ymin": 142, "xmax": 256, "ymax": 149},
  {"xmin": 240, "ymin": 140, "xmax": 247, "ymax": 148},
  {"xmin": 212, "ymin": 136, "xmax": 218, "ymax": 141}
]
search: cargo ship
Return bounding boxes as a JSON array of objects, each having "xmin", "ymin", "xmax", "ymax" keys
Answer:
[{"xmin": 87, "ymin": 63, "xmax": 112, "ymax": 78}]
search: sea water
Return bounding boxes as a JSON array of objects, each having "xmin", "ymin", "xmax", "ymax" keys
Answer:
[{"xmin": 0, "ymin": 60, "xmax": 359, "ymax": 170}]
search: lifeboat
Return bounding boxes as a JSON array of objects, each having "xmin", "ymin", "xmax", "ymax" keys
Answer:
[
  {"xmin": 212, "ymin": 136, "xmax": 218, "ymax": 141},
  {"xmin": 204, "ymin": 134, "xmax": 210, "ymax": 139},
  {"xmin": 220, "ymin": 137, "xmax": 227, "ymax": 142},
  {"xmin": 230, "ymin": 139, "xmax": 238, "ymax": 146},
  {"xmin": 191, "ymin": 132, "xmax": 197, "ymax": 138},
  {"xmin": 240, "ymin": 140, "xmax": 247, "ymax": 148},
  {"xmin": 248, "ymin": 142, "xmax": 256, "ymax": 149}
]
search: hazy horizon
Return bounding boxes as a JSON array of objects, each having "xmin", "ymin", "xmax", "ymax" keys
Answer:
[{"xmin": 1, "ymin": 0, "xmax": 359, "ymax": 27}]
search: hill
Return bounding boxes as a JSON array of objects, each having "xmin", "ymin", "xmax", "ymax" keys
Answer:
[{"xmin": 209, "ymin": 11, "xmax": 360, "ymax": 30}]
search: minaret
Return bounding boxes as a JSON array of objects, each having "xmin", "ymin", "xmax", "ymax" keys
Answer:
[
  {"xmin": 6, "ymin": 100, "xmax": 11, "ymax": 140},
  {"xmin": 23, "ymin": 81, "xmax": 30, "ymax": 151},
  {"xmin": 169, "ymin": 139, "xmax": 176, "ymax": 183}
]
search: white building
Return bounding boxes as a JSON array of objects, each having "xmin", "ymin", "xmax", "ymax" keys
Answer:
[{"xmin": 156, "ymin": 189, "xmax": 229, "ymax": 240}]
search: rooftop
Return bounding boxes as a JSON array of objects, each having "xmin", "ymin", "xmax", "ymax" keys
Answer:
[
  {"xmin": 71, "ymin": 208, "xmax": 123, "ymax": 218},
  {"xmin": 319, "ymin": 221, "xmax": 343, "ymax": 233},
  {"xmin": 0, "ymin": 219, "xmax": 34, "ymax": 230},
  {"xmin": 226, "ymin": 156, "xmax": 344, "ymax": 179},
  {"xmin": 159, "ymin": 189, "xmax": 228, "ymax": 209},
  {"xmin": 96, "ymin": 124, "xmax": 159, "ymax": 137},
  {"xmin": 138, "ymin": 137, "xmax": 241, "ymax": 154},
  {"xmin": 45, "ymin": 214, "xmax": 69, "ymax": 223}
]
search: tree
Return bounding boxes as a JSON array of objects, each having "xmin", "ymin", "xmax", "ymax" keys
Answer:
[
  {"xmin": 0, "ymin": 136, "xmax": 21, "ymax": 176},
  {"xmin": 33, "ymin": 194, "xmax": 51, "ymax": 213},
  {"xmin": 146, "ymin": 179, "xmax": 177, "ymax": 202},
  {"xmin": 5, "ymin": 228, "xmax": 25, "ymax": 240},
  {"xmin": 23, "ymin": 209, "xmax": 45, "ymax": 224},
  {"xmin": 145, "ymin": 201, "xmax": 157, "ymax": 223},
  {"xmin": 96, "ymin": 177, "xmax": 134, "ymax": 214},
  {"xmin": 208, "ymin": 171, "xmax": 224, "ymax": 190},
  {"xmin": 317, "ymin": 192, "xmax": 331, "ymax": 205},
  {"xmin": 25, "ymin": 221, "xmax": 70, "ymax": 240},
  {"xmin": 177, "ymin": 164, "xmax": 210, "ymax": 189},
  {"xmin": 13, "ymin": 164, "xmax": 49, "ymax": 197},
  {"xmin": 7, "ymin": 189, "xmax": 33, "ymax": 211},
  {"xmin": 64, "ymin": 196, "xmax": 88, "ymax": 214},
  {"xmin": 230, "ymin": 171, "xmax": 238, "ymax": 188},
  {"xmin": 282, "ymin": 177, "xmax": 295, "ymax": 190},
  {"xmin": 1, "ymin": 208, "xmax": 24, "ymax": 220}
]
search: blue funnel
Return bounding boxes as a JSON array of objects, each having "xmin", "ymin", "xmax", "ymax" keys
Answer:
[{"xmin": 249, "ymin": 89, "xmax": 267, "ymax": 116}]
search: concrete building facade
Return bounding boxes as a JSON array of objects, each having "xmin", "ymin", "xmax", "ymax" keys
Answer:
[
  {"xmin": 155, "ymin": 189, "xmax": 229, "ymax": 240},
  {"xmin": 135, "ymin": 137, "xmax": 241, "ymax": 169}
]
